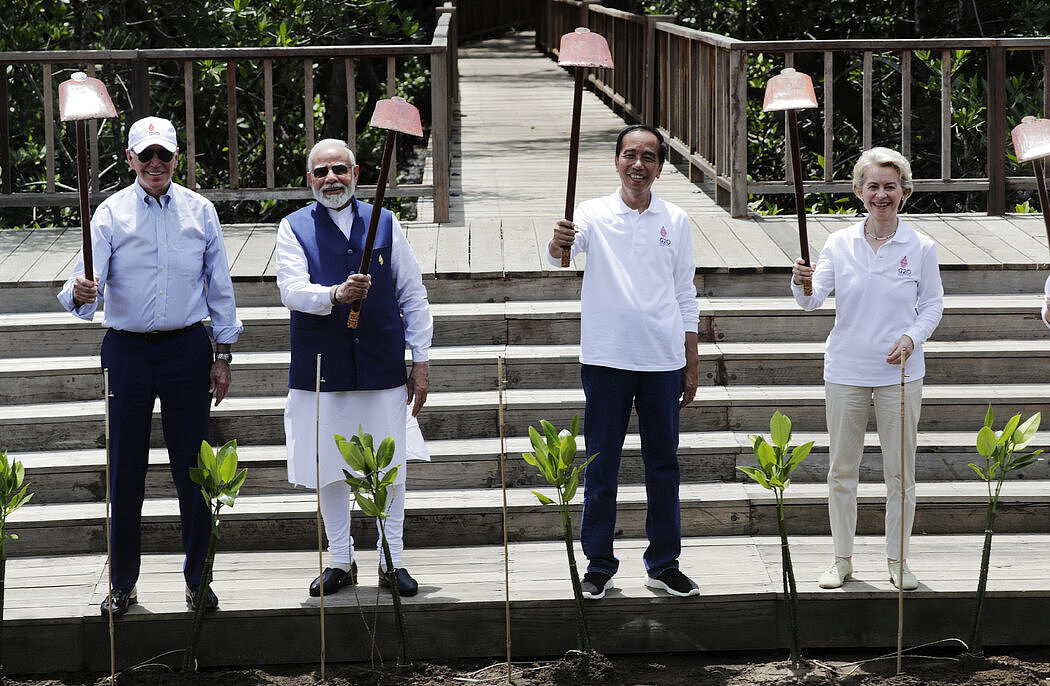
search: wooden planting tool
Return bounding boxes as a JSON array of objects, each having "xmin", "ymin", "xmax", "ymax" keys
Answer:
[
  {"xmin": 58, "ymin": 72, "xmax": 116, "ymax": 283},
  {"xmin": 763, "ymin": 67, "xmax": 818, "ymax": 294},
  {"xmin": 1011, "ymin": 115, "xmax": 1050, "ymax": 255},
  {"xmin": 348, "ymin": 96, "xmax": 423, "ymax": 328},
  {"xmin": 558, "ymin": 27, "xmax": 614, "ymax": 267}
]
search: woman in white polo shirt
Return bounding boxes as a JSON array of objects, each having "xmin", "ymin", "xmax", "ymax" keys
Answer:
[{"xmin": 791, "ymin": 147, "xmax": 943, "ymax": 591}]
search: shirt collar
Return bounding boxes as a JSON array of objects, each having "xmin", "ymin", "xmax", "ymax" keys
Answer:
[
  {"xmin": 612, "ymin": 189, "xmax": 662, "ymax": 216},
  {"xmin": 134, "ymin": 180, "xmax": 173, "ymax": 208}
]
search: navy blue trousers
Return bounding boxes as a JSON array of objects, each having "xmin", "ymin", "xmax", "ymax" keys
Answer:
[
  {"xmin": 101, "ymin": 325, "xmax": 213, "ymax": 591},
  {"xmin": 580, "ymin": 363, "xmax": 683, "ymax": 578}
]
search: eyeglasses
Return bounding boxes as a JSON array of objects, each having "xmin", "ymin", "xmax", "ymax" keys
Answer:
[
  {"xmin": 135, "ymin": 148, "xmax": 175, "ymax": 163},
  {"xmin": 311, "ymin": 163, "xmax": 351, "ymax": 178}
]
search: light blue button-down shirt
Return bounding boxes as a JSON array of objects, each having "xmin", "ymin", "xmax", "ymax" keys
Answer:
[{"xmin": 58, "ymin": 181, "xmax": 243, "ymax": 344}]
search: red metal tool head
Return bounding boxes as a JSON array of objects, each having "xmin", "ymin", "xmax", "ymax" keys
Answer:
[
  {"xmin": 558, "ymin": 27, "xmax": 614, "ymax": 69},
  {"xmin": 59, "ymin": 72, "xmax": 117, "ymax": 122},
  {"xmin": 370, "ymin": 97, "xmax": 423, "ymax": 138},
  {"xmin": 762, "ymin": 67, "xmax": 818, "ymax": 112},
  {"xmin": 1012, "ymin": 115, "xmax": 1050, "ymax": 163}
]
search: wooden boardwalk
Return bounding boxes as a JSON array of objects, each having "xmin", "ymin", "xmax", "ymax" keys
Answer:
[{"xmin": 3, "ymin": 30, "xmax": 1050, "ymax": 675}]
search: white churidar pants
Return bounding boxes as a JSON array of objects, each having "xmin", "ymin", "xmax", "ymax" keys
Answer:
[
  {"xmin": 319, "ymin": 478, "xmax": 406, "ymax": 569},
  {"xmin": 825, "ymin": 379, "xmax": 923, "ymax": 560}
]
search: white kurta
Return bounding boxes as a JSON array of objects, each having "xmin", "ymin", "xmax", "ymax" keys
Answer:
[
  {"xmin": 277, "ymin": 199, "xmax": 434, "ymax": 490},
  {"xmin": 285, "ymin": 385, "xmax": 429, "ymax": 489}
]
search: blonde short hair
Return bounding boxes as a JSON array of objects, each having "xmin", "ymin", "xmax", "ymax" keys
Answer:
[{"xmin": 852, "ymin": 147, "xmax": 913, "ymax": 207}]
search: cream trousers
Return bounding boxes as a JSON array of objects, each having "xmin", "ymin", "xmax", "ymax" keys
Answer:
[
  {"xmin": 319, "ymin": 478, "xmax": 406, "ymax": 570},
  {"xmin": 825, "ymin": 379, "xmax": 923, "ymax": 560}
]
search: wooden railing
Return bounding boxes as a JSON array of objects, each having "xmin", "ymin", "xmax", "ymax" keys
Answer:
[
  {"xmin": 0, "ymin": 6, "xmax": 455, "ymax": 223},
  {"xmin": 537, "ymin": 0, "xmax": 1050, "ymax": 217}
]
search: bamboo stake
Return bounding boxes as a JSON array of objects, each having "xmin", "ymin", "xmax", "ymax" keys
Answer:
[
  {"xmin": 314, "ymin": 354, "xmax": 326, "ymax": 682},
  {"xmin": 896, "ymin": 349, "xmax": 908, "ymax": 674},
  {"xmin": 497, "ymin": 356, "xmax": 512, "ymax": 683},
  {"xmin": 103, "ymin": 369, "xmax": 116, "ymax": 684}
]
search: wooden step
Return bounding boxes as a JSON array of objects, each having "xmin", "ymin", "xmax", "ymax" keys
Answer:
[
  {"xmin": 1, "ymin": 384, "xmax": 1046, "ymax": 452},
  {"xmin": 15, "ymin": 430, "xmax": 1050, "ymax": 505},
  {"xmin": 7, "ymin": 533, "xmax": 1049, "ymax": 673},
  {"xmin": 7, "ymin": 337, "xmax": 1048, "ymax": 405},
  {"xmin": 7, "ymin": 480, "xmax": 1049, "ymax": 558},
  {"xmin": 1, "ymin": 294, "xmax": 1044, "ymax": 359}
]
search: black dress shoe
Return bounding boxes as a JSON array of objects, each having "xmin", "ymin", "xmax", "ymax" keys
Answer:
[
  {"xmin": 309, "ymin": 561, "xmax": 358, "ymax": 597},
  {"xmin": 100, "ymin": 587, "xmax": 137, "ymax": 616},
  {"xmin": 379, "ymin": 566, "xmax": 419, "ymax": 597},
  {"xmin": 185, "ymin": 584, "xmax": 219, "ymax": 611}
]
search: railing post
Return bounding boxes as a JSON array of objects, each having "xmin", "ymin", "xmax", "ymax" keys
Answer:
[
  {"xmin": 728, "ymin": 47, "xmax": 748, "ymax": 217},
  {"xmin": 644, "ymin": 15, "xmax": 673, "ymax": 126},
  {"xmin": 0, "ymin": 71, "xmax": 10, "ymax": 194},
  {"xmin": 132, "ymin": 52, "xmax": 150, "ymax": 120},
  {"xmin": 432, "ymin": 6, "xmax": 453, "ymax": 223},
  {"xmin": 987, "ymin": 44, "xmax": 1006, "ymax": 215}
]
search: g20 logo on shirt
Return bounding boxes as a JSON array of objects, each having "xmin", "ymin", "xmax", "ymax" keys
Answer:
[
  {"xmin": 658, "ymin": 226, "xmax": 671, "ymax": 247},
  {"xmin": 898, "ymin": 255, "xmax": 912, "ymax": 277}
]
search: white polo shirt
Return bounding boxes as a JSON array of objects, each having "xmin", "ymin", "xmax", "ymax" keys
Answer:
[
  {"xmin": 550, "ymin": 190, "xmax": 699, "ymax": 371},
  {"xmin": 791, "ymin": 218, "xmax": 943, "ymax": 386}
]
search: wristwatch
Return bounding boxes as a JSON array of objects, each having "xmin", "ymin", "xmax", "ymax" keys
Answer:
[{"xmin": 214, "ymin": 351, "xmax": 233, "ymax": 364}]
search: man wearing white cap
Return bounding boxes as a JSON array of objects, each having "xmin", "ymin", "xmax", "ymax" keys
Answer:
[{"xmin": 58, "ymin": 116, "xmax": 243, "ymax": 616}]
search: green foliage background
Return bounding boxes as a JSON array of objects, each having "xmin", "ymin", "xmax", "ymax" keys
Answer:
[
  {"xmin": 0, "ymin": 0, "xmax": 437, "ymax": 227},
  {"xmin": 607, "ymin": 0, "xmax": 1050, "ymax": 214}
]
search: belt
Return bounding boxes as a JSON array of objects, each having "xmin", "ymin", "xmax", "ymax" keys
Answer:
[{"xmin": 109, "ymin": 321, "xmax": 203, "ymax": 343}]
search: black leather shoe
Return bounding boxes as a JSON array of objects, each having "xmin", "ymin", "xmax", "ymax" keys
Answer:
[
  {"xmin": 309, "ymin": 561, "xmax": 358, "ymax": 597},
  {"xmin": 185, "ymin": 584, "xmax": 219, "ymax": 611},
  {"xmin": 379, "ymin": 566, "xmax": 419, "ymax": 597},
  {"xmin": 100, "ymin": 587, "xmax": 137, "ymax": 616}
]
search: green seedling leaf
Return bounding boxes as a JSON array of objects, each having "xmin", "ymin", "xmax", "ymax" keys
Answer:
[
  {"xmin": 570, "ymin": 414, "xmax": 580, "ymax": 436},
  {"xmin": 532, "ymin": 490, "xmax": 555, "ymax": 505},
  {"xmin": 770, "ymin": 410, "xmax": 792, "ymax": 448},
  {"xmin": 976, "ymin": 426, "xmax": 997, "ymax": 458},
  {"xmin": 1014, "ymin": 413, "xmax": 1041, "ymax": 447},
  {"xmin": 377, "ymin": 436, "xmax": 396, "ymax": 469},
  {"xmin": 968, "ymin": 463, "xmax": 986, "ymax": 480},
  {"xmin": 983, "ymin": 404, "xmax": 994, "ymax": 429},
  {"xmin": 1000, "ymin": 414, "xmax": 1022, "ymax": 445}
]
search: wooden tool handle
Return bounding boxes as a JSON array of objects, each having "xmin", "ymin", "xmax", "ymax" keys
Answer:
[
  {"xmin": 347, "ymin": 130, "xmax": 396, "ymax": 329},
  {"xmin": 803, "ymin": 281, "xmax": 812, "ymax": 296},
  {"xmin": 560, "ymin": 69, "xmax": 585, "ymax": 270},
  {"xmin": 76, "ymin": 120, "xmax": 94, "ymax": 281}
]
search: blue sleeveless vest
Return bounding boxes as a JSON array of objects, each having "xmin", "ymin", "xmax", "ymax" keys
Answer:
[{"xmin": 286, "ymin": 198, "xmax": 407, "ymax": 391}]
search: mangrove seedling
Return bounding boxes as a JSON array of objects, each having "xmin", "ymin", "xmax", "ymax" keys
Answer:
[
  {"xmin": 739, "ymin": 410, "xmax": 813, "ymax": 667},
  {"xmin": 0, "ymin": 452, "xmax": 32, "ymax": 681},
  {"xmin": 522, "ymin": 415, "xmax": 596, "ymax": 652},
  {"xmin": 183, "ymin": 439, "xmax": 247, "ymax": 671},
  {"xmin": 335, "ymin": 427, "xmax": 410, "ymax": 669},
  {"xmin": 968, "ymin": 407, "xmax": 1042, "ymax": 657}
]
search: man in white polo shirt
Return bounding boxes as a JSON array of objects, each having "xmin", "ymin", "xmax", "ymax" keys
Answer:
[{"xmin": 547, "ymin": 124, "xmax": 700, "ymax": 599}]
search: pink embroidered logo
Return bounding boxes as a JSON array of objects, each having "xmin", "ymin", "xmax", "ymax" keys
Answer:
[
  {"xmin": 148, "ymin": 123, "xmax": 155, "ymax": 132},
  {"xmin": 660, "ymin": 227, "xmax": 667, "ymax": 237},
  {"xmin": 900, "ymin": 256, "xmax": 908, "ymax": 268},
  {"xmin": 659, "ymin": 226, "xmax": 671, "ymax": 247}
]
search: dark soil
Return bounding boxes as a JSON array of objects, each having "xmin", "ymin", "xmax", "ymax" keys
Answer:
[{"xmin": 8, "ymin": 647, "xmax": 1050, "ymax": 685}]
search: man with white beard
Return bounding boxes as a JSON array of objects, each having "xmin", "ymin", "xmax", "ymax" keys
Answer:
[{"xmin": 275, "ymin": 138, "xmax": 433, "ymax": 597}]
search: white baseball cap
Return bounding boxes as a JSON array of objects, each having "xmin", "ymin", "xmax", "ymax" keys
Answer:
[{"xmin": 127, "ymin": 116, "xmax": 178, "ymax": 154}]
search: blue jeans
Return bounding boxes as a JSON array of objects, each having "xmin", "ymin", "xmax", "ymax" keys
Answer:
[{"xmin": 580, "ymin": 364, "xmax": 683, "ymax": 578}]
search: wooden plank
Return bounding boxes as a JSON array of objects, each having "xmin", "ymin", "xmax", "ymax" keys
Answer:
[
  {"xmin": 0, "ymin": 229, "xmax": 62, "ymax": 282},
  {"xmin": 404, "ymin": 224, "xmax": 439, "ymax": 276},
  {"xmin": 501, "ymin": 218, "xmax": 544, "ymax": 275},
  {"xmin": 719, "ymin": 216, "xmax": 792, "ymax": 268},
  {"xmin": 689, "ymin": 217, "xmax": 724, "ymax": 270},
  {"xmin": 905, "ymin": 216, "xmax": 987, "ymax": 266},
  {"xmin": 941, "ymin": 216, "xmax": 1031, "ymax": 267},
  {"xmin": 695, "ymin": 215, "xmax": 761, "ymax": 270},
  {"xmin": 435, "ymin": 223, "xmax": 470, "ymax": 273},
  {"xmin": 468, "ymin": 217, "xmax": 503, "ymax": 276},
  {"xmin": 18, "ymin": 228, "xmax": 80, "ymax": 282},
  {"xmin": 229, "ymin": 224, "xmax": 275, "ymax": 279}
]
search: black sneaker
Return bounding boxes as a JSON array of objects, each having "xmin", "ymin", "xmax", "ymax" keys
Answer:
[
  {"xmin": 645, "ymin": 568, "xmax": 699, "ymax": 597},
  {"xmin": 185, "ymin": 584, "xmax": 219, "ymax": 611},
  {"xmin": 580, "ymin": 571, "xmax": 613, "ymax": 600}
]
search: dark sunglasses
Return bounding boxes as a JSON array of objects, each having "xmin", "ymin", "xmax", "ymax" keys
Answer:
[
  {"xmin": 311, "ymin": 163, "xmax": 351, "ymax": 178},
  {"xmin": 135, "ymin": 148, "xmax": 175, "ymax": 163}
]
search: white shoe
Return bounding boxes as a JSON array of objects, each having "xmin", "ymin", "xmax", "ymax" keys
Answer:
[
  {"xmin": 888, "ymin": 561, "xmax": 918, "ymax": 590},
  {"xmin": 818, "ymin": 559, "xmax": 852, "ymax": 588}
]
